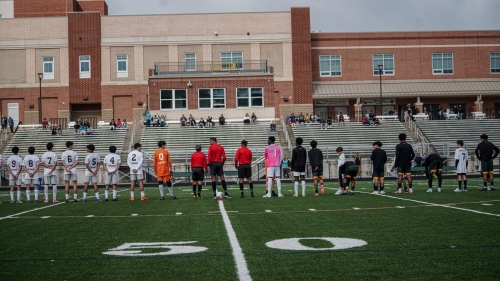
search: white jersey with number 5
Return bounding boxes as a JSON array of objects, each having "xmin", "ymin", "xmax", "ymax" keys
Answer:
[
  {"xmin": 127, "ymin": 150, "xmax": 143, "ymax": 175},
  {"xmin": 42, "ymin": 151, "xmax": 57, "ymax": 176},
  {"xmin": 454, "ymin": 148, "xmax": 468, "ymax": 174},
  {"xmin": 61, "ymin": 150, "xmax": 78, "ymax": 175},
  {"xmin": 85, "ymin": 152, "xmax": 100, "ymax": 176}
]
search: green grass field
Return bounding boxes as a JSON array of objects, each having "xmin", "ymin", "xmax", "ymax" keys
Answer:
[{"xmin": 1, "ymin": 178, "xmax": 499, "ymax": 281}]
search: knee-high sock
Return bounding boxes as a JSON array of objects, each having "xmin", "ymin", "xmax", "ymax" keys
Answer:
[
  {"xmin": 10, "ymin": 191, "xmax": 14, "ymax": 201},
  {"xmin": 221, "ymin": 180, "xmax": 227, "ymax": 192},
  {"xmin": 105, "ymin": 190, "xmax": 109, "ymax": 199},
  {"xmin": 458, "ymin": 181, "xmax": 462, "ymax": 189},
  {"xmin": 158, "ymin": 184, "xmax": 164, "ymax": 197},
  {"xmin": 428, "ymin": 177, "xmax": 433, "ymax": 189},
  {"xmin": 44, "ymin": 185, "xmax": 49, "ymax": 199},
  {"xmin": 276, "ymin": 178, "xmax": 282, "ymax": 194},
  {"xmin": 239, "ymin": 183, "xmax": 244, "ymax": 192},
  {"xmin": 112, "ymin": 190, "xmax": 117, "ymax": 199},
  {"xmin": 26, "ymin": 190, "xmax": 31, "ymax": 201},
  {"xmin": 17, "ymin": 191, "xmax": 21, "ymax": 201},
  {"xmin": 53, "ymin": 186, "xmax": 57, "ymax": 200},
  {"xmin": 192, "ymin": 184, "xmax": 197, "ymax": 195},
  {"xmin": 294, "ymin": 181, "xmax": 299, "ymax": 194},
  {"xmin": 166, "ymin": 181, "xmax": 174, "ymax": 197},
  {"xmin": 34, "ymin": 189, "xmax": 39, "ymax": 200},
  {"xmin": 438, "ymin": 174, "xmax": 442, "ymax": 187},
  {"xmin": 301, "ymin": 181, "xmax": 306, "ymax": 194},
  {"xmin": 212, "ymin": 181, "xmax": 217, "ymax": 194},
  {"xmin": 249, "ymin": 182, "xmax": 254, "ymax": 192},
  {"xmin": 267, "ymin": 178, "xmax": 273, "ymax": 193},
  {"xmin": 197, "ymin": 184, "xmax": 202, "ymax": 194},
  {"xmin": 464, "ymin": 180, "xmax": 467, "ymax": 189}
]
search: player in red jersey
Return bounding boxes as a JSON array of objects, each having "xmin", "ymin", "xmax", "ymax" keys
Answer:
[
  {"xmin": 190, "ymin": 145, "xmax": 207, "ymax": 199},
  {"xmin": 234, "ymin": 140, "xmax": 254, "ymax": 198}
]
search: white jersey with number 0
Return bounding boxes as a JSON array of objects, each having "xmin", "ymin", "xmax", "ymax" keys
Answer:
[
  {"xmin": 85, "ymin": 152, "xmax": 100, "ymax": 176},
  {"xmin": 454, "ymin": 147, "xmax": 468, "ymax": 174},
  {"xmin": 104, "ymin": 153, "xmax": 121, "ymax": 173},
  {"xmin": 41, "ymin": 151, "xmax": 57, "ymax": 176},
  {"xmin": 24, "ymin": 154, "xmax": 40, "ymax": 179},
  {"xmin": 127, "ymin": 150, "xmax": 143, "ymax": 174},
  {"xmin": 61, "ymin": 150, "xmax": 78, "ymax": 175}
]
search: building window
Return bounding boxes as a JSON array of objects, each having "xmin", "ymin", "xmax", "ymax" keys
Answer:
[
  {"xmin": 79, "ymin": 55, "xmax": 90, "ymax": 78},
  {"xmin": 221, "ymin": 52, "xmax": 243, "ymax": 69},
  {"xmin": 319, "ymin": 55, "xmax": 341, "ymax": 77},
  {"xmin": 185, "ymin": 53, "xmax": 196, "ymax": 71},
  {"xmin": 117, "ymin": 55, "xmax": 128, "ymax": 77},
  {"xmin": 160, "ymin": 89, "xmax": 187, "ymax": 110},
  {"xmin": 237, "ymin": 88, "xmax": 264, "ymax": 108},
  {"xmin": 432, "ymin": 53, "xmax": 453, "ymax": 74},
  {"xmin": 199, "ymin": 89, "xmax": 226, "ymax": 109},
  {"xmin": 373, "ymin": 54, "xmax": 394, "ymax": 75},
  {"xmin": 42, "ymin": 57, "xmax": 54, "ymax": 79},
  {"xmin": 491, "ymin": 52, "xmax": 500, "ymax": 74}
]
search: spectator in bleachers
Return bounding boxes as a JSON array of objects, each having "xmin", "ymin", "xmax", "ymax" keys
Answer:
[
  {"xmin": 305, "ymin": 113, "xmax": 311, "ymax": 123},
  {"xmin": 219, "ymin": 114, "xmax": 226, "ymax": 125},
  {"xmin": 362, "ymin": 116, "xmax": 370, "ymax": 126},
  {"xmin": 189, "ymin": 114, "xmax": 196, "ymax": 126},
  {"xmin": 109, "ymin": 119, "xmax": 117, "ymax": 130},
  {"xmin": 152, "ymin": 115, "xmax": 160, "ymax": 127},
  {"xmin": 338, "ymin": 112, "xmax": 345, "ymax": 126},
  {"xmin": 290, "ymin": 116, "xmax": 296, "ymax": 127},
  {"xmin": 315, "ymin": 113, "xmax": 321, "ymax": 123},
  {"xmin": 251, "ymin": 112, "xmax": 258, "ymax": 124},
  {"xmin": 79, "ymin": 125, "xmax": 87, "ymax": 135},
  {"xmin": 180, "ymin": 114, "xmax": 188, "ymax": 126},
  {"xmin": 77, "ymin": 118, "xmax": 83, "ymax": 126},
  {"xmin": 298, "ymin": 112, "xmax": 305, "ymax": 124},
  {"xmin": 159, "ymin": 114, "xmax": 166, "ymax": 127},
  {"xmin": 123, "ymin": 119, "xmax": 128, "ymax": 128},
  {"xmin": 373, "ymin": 118, "xmax": 381, "ymax": 126},
  {"xmin": 458, "ymin": 105, "xmax": 464, "ymax": 119},
  {"xmin": 414, "ymin": 153, "xmax": 422, "ymax": 167},
  {"xmin": 198, "ymin": 118, "xmax": 206, "ymax": 128},
  {"xmin": 74, "ymin": 121, "xmax": 81, "ymax": 134},
  {"xmin": 243, "ymin": 113, "xmax": 251, "ymax": 125},
  {"xmin": 422, "ymin": 153, "xmax": 428, "ymax": 165},
  {"xmin": 83, "ymin": 119, "xmax": 90, "ymax": 128},
  {"xmin": 310, "ymin": 113, "xmax": 316, "ymax": 123},
  {"xmin": 383, "ymin": 109, "xmax": 389, "ymax": 116},
  {"xmin": 320, "ymin": 119, "xmax": 327, "ymax": 130},
  {"xmin": 368, "ymin": 110, "xmax": 375, "ymax": 124},
  {"xmin": 86, "ymin": 126, "xmax": 94, "ymax": 135},
  {"xmin": 207, "ymin": 116, "xmax": 215, "ymax": 128},
  {"xmin": 327, "ymin": 116, "xmax": 333, "ymax": 127},
  {"xmin": 57, "ymin": 125, "xmax": 62, "ymax": 136},
  {"xmin": 2, "ymin": 115, "xmax": 7, "ymax": 133},
  {"xmin": 116, "ymin": 118, "xmax": 123, "ymax": 128},
  {"xmin": 388, "ymin": 109, "xmax": 394, "ymax": 115},
  {"xmin": 145, "ymin": 111, "xmax": 152, "ymax": 127},
  {"xmin": 270, "ymin": 121, "xmax": 277, "ymax": 132},
  {"xmin": 42, "ymin": 118, "xmax": 49, "ymax": 129},
  {"xmin": 51, "ymin": 126, "xmax": 57, "ymax": 136},
  {"xmin": 472, "ymin": 105, "xmax": 477, "ymax": 113},
  {"xmin": 290, "ymin": 113, "xmax": 296, "ymax": 123}
]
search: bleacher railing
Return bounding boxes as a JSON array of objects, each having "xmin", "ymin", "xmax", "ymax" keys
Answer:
[
  {"xmin": 128, "ymin": 119, "xmax": 136, "ymax": 153},
  {"xmin": 281, "ymin": 116, "xmax": 292, "ymax": 154}
]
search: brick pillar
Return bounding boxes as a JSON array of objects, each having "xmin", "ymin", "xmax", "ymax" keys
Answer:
[
  {"xmin": 475, "ymin": 100, "xmax": 483, "ymax": 112},
  {"xmin": 354, "ymin": 104, "xmax": 363, "ymax": 122},
  {"xmin": 415, "ymin": 102, "xmax": 423, "ymax": 114},
  {"xmin": 291, "ymin": 7, "xmax": 313, "ymax": 105}
]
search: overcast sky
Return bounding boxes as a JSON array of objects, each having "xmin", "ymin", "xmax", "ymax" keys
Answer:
[{"xmin": 105, "ymin": 0, "xmax": 500, "ymax": 32}]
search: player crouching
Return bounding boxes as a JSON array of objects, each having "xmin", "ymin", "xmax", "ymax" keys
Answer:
[{"xmin": 339, "ymin": 161, "xmax": 358, "ymax": 195}]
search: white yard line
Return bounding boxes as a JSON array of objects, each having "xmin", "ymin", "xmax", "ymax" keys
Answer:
[
  {"xmin": 359, "ymin": 191, "xmax": 500, "ymax": 217},
  {"xmin": 218, "ymin": 200, "xmax": 252, "ymax": 281}
]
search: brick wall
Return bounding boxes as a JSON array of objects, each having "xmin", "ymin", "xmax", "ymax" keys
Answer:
[
  {"xmin": 101, "ymin": 84, "xmax": 148, "ymax": 121},
  {"xmin": 76, "ymin": 0, "xmax": 108, "ymax": 15},
  {"xmin": 291, "ymin": 7, "xmax": 313, "ymax": 105},
  {"xmin": 68, "ymin": 12, "xmax": 101, "ymax": 104},
  {"xmin": 14, "ymin": 0, "xmax": 77, "ymax": 17}
]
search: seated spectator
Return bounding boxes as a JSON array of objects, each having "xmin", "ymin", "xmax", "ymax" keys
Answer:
[
  {"xmin": 159, "ymin": 114, "xmax": 166, "ymax": 127},
  {"xmin": 207, "ymin": 116, "xmax": 214, "ymax": 128},
  {"xmin": 270, "ymin": 121, "xmax": 277, "ymax": 132},
  {"xmin": 338, "ymin": 112, "xmax": 345, "ymax": 125},
  {"xmin": 310, "ymin": 113, "xmax": 316, "ymax": 123},
  {"xmin": 251, "ymin": 112, "xmax": 257, "ymax": 124},
  {"xmin": 298, "ymin": 113, "xmax": 305, "ymax": 124},
  {"xmin": 180, "ymin": 114, "xmax": 188, "ymax": 126},
  {"xmin": 243, "ymin": 113, "xmax": 251, "ymax": 125},
  {"xmin": 320, "ymin": 119, "xmax": 327, "ymax": 130},
  {"xmin": 42, "ymin": 118, "xmax": 49, "ymax": 130},
  {"xmin": 305, "ymin": 113, "xmax": 311, "ymax": 123},
  {"xmin": 327, "ymin": 117, "xmax": 333, "ymax": 127},
  {"xmin": 373, "ymin": 118, "xmax": 381, "ymax": 126},
  {"xmin": 362, "ymin": 117, "xmax": 370, "ymax": 126},
  {"xmin": 290, "ymin": 117, "xmax": 296, "ymax": 127},
  {"xmin": 79, "ymin": 125, "xmax": 87, "ymax": 135},
  {"xmin": 368, "ymin": 110, "xmax": 375, "ymax": 124},
  {"xmin": 219, "ymin": 114, "xmax": 226, "ymax": 125},
  {"xmin": 109, "ymin": 119, "xmax": 117, "ymax": 130},
  {"xmin": 116, "ymin": 118, "xmax": 123, "ymax": 128},
  {"xmin": 83, "ymin": 119, "xmax": 90, "ymax": 128},
  {"xmin": 57, "ymin": 125, "xmax": 62, "ymax": 136},
  {"xmin": 383, "ymin": 109, "xmax": 389, "ymax": 116},
  {"xmin": 290, "ymin": 113, "xmax": 296, "ymax": 123},
  {"xmin": 393, "ymin": 110, "xmax": 398, "ymax": 116},
  {"xmin": 388, "ymin": 109, "xmax": 394, "ymax": 115},
  {"xmin": 189, "ymin": 114, "xmax": 196, "ymax": 126},
  {"xmin": 315, "ymin": 113, "xmax": 321, "ymax": 123},
  {"xmin": 51, "ymin": 126, "xmax": 57, "ymax": 136},
  {"xmin": 414, "ymin": 153, "xmax": 422, "ymax": 167},
  {"xmin": 198, "ymin": 118, "xmax": 206, "ymax": 128},
  {"xmin": 472, "ymin": 105, "xmax": 477, "ymax": 112},
  {"xmin": 122, "ymin": 119, "xmax": 128, "ymax": 128},
  {"xmin": 77, "ymin": 118, "xmax": 83, "ymax": 127},
  {"xmin": 152, "ymin": 115, "xmax": 160, "ymax": 127},
  {"xmin": 86, "ymin": 126, "xmax": 94, "ymax": 135},
  {"xmin": 74, "ymin": 122, "xmax": 81, "ymax": 134}
]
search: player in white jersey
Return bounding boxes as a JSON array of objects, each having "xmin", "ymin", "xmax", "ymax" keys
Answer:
[
  {"xmin": 104, "ymin": 146, "xmax": 121, "ymax": 201},
  {"xmin": 335, "ymin": 147, "xmax": 346, "ymax": 195},
  {"xmin": 83, "ymin": 144, "xmax": 101, "ymax": 202},
  {"xmin": 62, "ymin": 141, "xmax": 79, "ymax": 202},
  {"xmin": 7, "ymin": 146, "xmax": 23, "ymax": 204},
  {"xmin": 127, "ymin": 143, "xmax": 147, "ymax": 201},
  {"xmin": 41, "ymin": 142, "xmax": 58, "ymax": 203},
  {"xmin": 23, "ymin": 146, "xmax": 41, "ymax": 203},
  {"xmin": 454, "ymin": 140, "xmax": 469, "ymax": 192}
]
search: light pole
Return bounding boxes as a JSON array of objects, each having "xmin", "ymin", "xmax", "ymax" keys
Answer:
[
  {"xmin": 378, "ymin": 65, "xmax": 383, "ymax": 115},
  {"xmin": 38, "ymin": 73, "xmax": 43, "ymax": 124}
]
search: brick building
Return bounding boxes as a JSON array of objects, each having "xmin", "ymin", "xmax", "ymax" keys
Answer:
[{"xmin": 0, "ymin": 0, "xmax": 498, "ymax": 126}]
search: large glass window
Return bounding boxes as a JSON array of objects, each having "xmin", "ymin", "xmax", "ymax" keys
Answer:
[
  {"xmin": 42, "ymin": 57, "xmax": 54, "ymax": 79},
  {"xmin": 79, "ymin": 55, "xmax": 90, "ymax": 78},
  {"xmin": 117, "ymin": 55, "xmax": 128, "ymax": 77},
  {"xmin": 319, "ymin": 55, "xmax": 341, "ymax": 76},
  {"xmin": 199, "ymin": 89, "xmax": 226, "ymax": 109},
  {"xmin": 373, "ymin": 54, "xmax": 394, "ymax": 75},
  {"xmin": 491, "ymin": 52, "xmax": 500, "ymax": 74},
  {"xmin": 185, "ymin": 53, "xmax": 196, "ymax": 71},
  {"xmin": 160, "ymin": 89, "xmax": 187, "ymax": 110},
  {"xmin": 221, "ymin": 52, "xmax": 243, "ymax": 69},
  {"xmin": 432, "ymin": 53, "xmax": 453, "ymax": 74},
  {"xmin": 237, "ymin": 88, "xmax": 264, "ymax": 108}
]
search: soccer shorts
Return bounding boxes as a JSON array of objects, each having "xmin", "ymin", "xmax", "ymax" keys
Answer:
[
  {"xmin": 238, "ymin": 164, "xmax": 252, "ymax": 179},
  {"xmin": 192, "ymin": 168, "xmax": 205, "ymax": 181},
  {"xmin": 293, "ymin": 171, "xmax": 306, "ymax": 177},
  {"xmin": 267, "ymin": 166, "xmax": 281, "ymax": 177},
  {"xmin": 84, "ymin": 175, "xmax": 98, "ymax": 184},
  {"xmin": 312, "ymin": 171, "xmax": 323, "ymax": 179},
  {"xmin": 397, "ymin": 166, "xmax": 412, "ymax": 176},
  {"xmin": 24, "ymin": 178, "xmax": 38, "ymax": 186},
  {"xmin": 345, "ymin": 165, "xmax": 358, "ymax": 179},
  {"xmin": 372, "ymin": 171, "xmax": 384, "ymax": 180},
  {"xmin": 105, "ymin": 173, "xmax": 118, "ymax": 185},
  {"xmin": 130, "ymin": 173, "xmax": 143, "ymax": 181},
  {"xmin": 64, "ymin": 174, "xmax": 78, "ymax": 182},
  {"xmin": 481, "ymin": 159, "xmax": 494, "ymax": 174},
  {"xmin": 9, "ymin": 178, "xmax": 22, "ymax": 186},
  {"xmin": 157, "ymin": 175, "xmax": 171, "ymax": 182},
  {"xmin": 428, "ymin": 160, "xmax": 443, "ymax": 174},
  {"xmin": 44, "ymin": 175, "xmax": 57, "ymax": 185},
  {"xmin": 210, "ymin": 162, "xmax": 224, "ymax": 176}
]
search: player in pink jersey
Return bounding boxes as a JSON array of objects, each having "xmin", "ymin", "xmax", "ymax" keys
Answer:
[{"xmin": 264, "ymin": 136, "xmax": 283, "ymax": 198}]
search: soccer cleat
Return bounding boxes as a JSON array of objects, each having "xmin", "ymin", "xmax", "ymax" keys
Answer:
[
  {"xmin": 44, "ymin": 199, "xmax": 49, "ymax": 203},
  {"xmin": 463, "ymin": 188, "xmax": 468, "ymax": 192},
  {"xmin": 224, "ymin": 194, "xmax": 232, "ymax": 199},
  {"xmin": 96, "ymin": 198, "xmax": 101, "ymax": 202},
  {"xmin": 193, "ymin": 195, "xmax": 198, "ymax": 199},
  {"xmin": 129, "ymin": 197, "xmax": 135, "ymax": 201},
  {"xmin": 262, "ymin": 193, "xmax": 268, "ymax": 198},
  {"xmin": 160, "ymin": 197, "xmax": 165, "ymax": 200},
  {"xmin": 251, "ymin": 193, "xmax": 254, "ymax": 198},
  {"xmin": 372, "ymin": 191, "xmax": 379, "ymax": 194},
  {"xmin": 34, "ymin": 200, "xmax": 39, "ymax": 203},
  {"xmin": 302, "ymin": 193, "xmax": 306, "ymax": 197},
  {"xmin": 105, "ymin": 198, "xmax": 109, "ymax": 202},
  {"xmin": 26, "ymin": 200, "xmax": 30, "ymax": 204},
  {"xmin": 65, "ymin": 199, "xmax": 69, "ymax": 203},
  {"xmin": 293, "ymin": 193, "xmax": 298, "ymax": 197},
  {"xmin": 349, "ymin": 191, "xmax": 354, "ymax": 195},
  {"xmin": 170, "ymin": 196, "xmax": 179, "ymax": 200},
  {"xmin": 112, "ymin": 198, "xmax": 118, "ymax": 201},
  {"xmin": 10, "ymin": 200, "xmax": 14, "ymax": 204},
  {"xmin": 16, "ymin": 200, "xmax": 22, "ymax": 204},
  {"xmin": 213, "ymin": 196, "xmax": 218, "ymax": 199},
  {"xmin": 73, "ymin": 199, "xmax": 79, "ymax": 202},
  {"xmin": 321, "ymin": 185, "xmax": 325, "ymax": 194},
  {"xmin": 314, "ymin": 193, "xmax": 319, "ymax": 197},
  {"xmin": 240, "ymin": 194, "xmax": 245, "ymax": 198},
  {"xmin": 397, "ymin": 189, "xmax": 402, "ymax": 194},
  {"xmin": 479, "ymin": 187, "xmax": 488, "ymax": 191},
  {"xmin": 141, "ymin": 197, "xmax": 149, "ymax": 201},
  {"xmin": 278, "ymin": 193, "xmax": 284, "ymax": 198},
  {"xmin": 409, "ymin": 188, "xmax": 414, "ymax": 194},
  {"xmin": 379, "ymin": 191, "xmax": 386, "ymax": 195},
  {"xmin": 83, "ymin": 198, "xmax": 87, "ymax": 202},
  {"xmin": 437, "ymin": 188, "xmax": 442, "ymax": 193},
  {"xmin": 491, "ymin": 187, "xmax": 495, "ymax": 191},
  {"xmin": 197, "ymin": 195, "xmax": 202, "ymax": 200},
  {"xmin": 272, "ymin": 191, "xmax": 278, "ymax": 197},
  {"xmin": 335, "ymin": 190, "xmax": 343, "ymax": 195},
  {"xmin": 454, "ymin": 188, "xmax": 462, "ymax": 192},
  {"xmin": 426, "ymin": 189, "xmax": 433, "ymax": 193}
]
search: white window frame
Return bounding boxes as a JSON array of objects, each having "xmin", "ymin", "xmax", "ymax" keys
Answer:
[
  {"xmin": 220, "ymin": 52, "xmax": 243, "ymax": 70},
  {"xmin": 79, "ymin": 55, "xmax": 90, "ymax": 79},
  {"xmin": 159, "ymin": 89, "xmax": 188, "ymax": 110},
  {"xmin": 432, "ymin": 53, "xmax": 454, "ymax": 75},
  {"xmin": 185, "ymin": 53, "xmax": 196, "ymax": 71},
  {"xmin": 42, "ymin": 56, "xmax": 54, "ymax": 79},
  {"xmin": 373, "ymin": 54, "xmax": 394, "ymax": 76},
  {"xmin": 198, "ymin": 88, "xmax": 226, "ymax": 109},
  {"xmin": 491, "ymin": 52, "xmax": 500, "ymax": 74},
  {"xmin": 116, "ymin": 54, "xmax": 128, "ymax": 78},
  {"xmin": 319, "ymin": 55, "xmax": 342, "ymax": 77},
  {"xmin": 236, "ymin": 87, "xmax": 264, "ymax": 108}
]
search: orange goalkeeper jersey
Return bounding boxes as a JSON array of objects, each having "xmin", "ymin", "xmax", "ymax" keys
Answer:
[{"xmin": 154, "ymin": 148, "xmax": 172, "ymax": 177}]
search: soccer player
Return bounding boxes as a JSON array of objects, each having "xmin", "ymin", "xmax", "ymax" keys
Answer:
[
  {"xmin": 62, "ymin": 141, "xmax": 79, "ymax": 202},
  {"xmin": 7, "ymin": 146, "xmax": 23, "ymax": 204},
  {"xmin": 23, "ymin": 146, "xmax": 40, "ymax": 203},
  {"xmin": 264, "ymin": 136, "xmax": 282, "ymax": 198},
  {"xmin": 128, "ymin": 143, "xmax": 147, "ymax": 201},
  {"xmin": 235, "ymin": 140, "xmax": 254, "ymax": 198},
  {"xmin": 335, "ymin": 147, "xmax": 346, "ymax": 195},
  {"xmin": 41, "ymin": 142, "xmax": 58, "ymax": 203},
  {"xmin": 83, "ymin": 144, "xmax": 101, "ymax": 202},
  {"xmin": 393, "ymin": 133, "xmax": 415, "ymax": 194},
  {"xmin": 390, "ymin": 157, "xmax": 407, "ymax": 192},
  {"xmin": 190, "ymin": 145, "xmax": 207, "ymax": 199},
  {"xmin": 454, "ymin": 140, "xmax": 469, "ymax": 192},
  {"xmin": 291, "ymin": 137, "xmax": 307, "ymax": 197},
  {"xmin": 154, "ymin": 140, "xmax": 178, "ymax": 200},
  {"xmin": 103, "ymin": 145, "xmax": 121, "ymax": 201},
  {"xmin": 424, "ymin": 153, "xmax": 443, "ymax": 193},
  {"xmin": 475, "ymin": 134, "xmax": 499, "ymax": 191},
  {"xmin": 340, "ymin": 160, "xmax": 358, "ymax": 195},
  {"xmin": 370, "ymin": 141, "xmax": 387, "ymax": 194},
  {"xmin": 208, "ymin": 137, "xmax": 231, "ymax": 199},
  {"xmin": 308, "ymin": 140, "xmax": 324, "ymax": 196}
]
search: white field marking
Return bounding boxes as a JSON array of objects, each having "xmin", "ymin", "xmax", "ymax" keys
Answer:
[
  {"xmin": 359, "ymin": 191, "xmax": 500, "ymax": 217},
  {"xmin": 265, "ymin": 210, "xmax": 272, "ymax": 213},
  {"xmin": 41, "ymin": 216, "xmax": 50, "ymax": 219},
  {"xmin": 395, "ymin": 206, "xmax": 405, "ymax": 209},
  {"xmin": 266, "ymin": 237, "xmax": 367, "ymax": 251},
  {"xmin": 175, "ymin": 212, "xmax": 182, "ymax": 215},
  {"xmin": 86, "ymin": 215, "xmax": 95, "ymax": 218},
  {"xmin": 482, "ymin": 203, "xmax": 493, "ymax": 206},
  {"xmin": 131, "ymin": 214, "xmax": 138, "ymax": 216},
  {"xmin": 361, "ymin": 188, "xmax": 366, "ymax": 190},
  {"xmin": 309, "ymin": 209, "xmax": 317, "ymax": 212},
  {"xmin": 353, "ymin": 207, "xmax": 361, "ymax": 210},
  {"xmin": 218, "ymin": 199, "xmax": 252, "ymax": 281}
]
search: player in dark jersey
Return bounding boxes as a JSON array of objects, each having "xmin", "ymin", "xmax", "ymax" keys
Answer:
[
  {"xmin": 475, "ymin": 134, "xmax": 499, "ymax": 191},
  {"xmin": 370, "ymin": 141, "xmax": 387, "ymax": 194},
  {"xmin": 393, "ymin": 133, "xmax": 415, "ymax": 194},
  {"xmin": 340, "ymin": 161, "xmax": 358, "ymax": 195},
  {"xmin": 424, "ymin": 153, "xmax": 443, "ymax": 193},
  {"xmin": 291, "ymin": 137, "xmax": 307, "ymax": 197}
]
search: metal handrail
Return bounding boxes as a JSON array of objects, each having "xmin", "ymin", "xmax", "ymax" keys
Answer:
[{"xmin": 128, "ymin": 119, "xmax": 136, "ymax": 153}]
